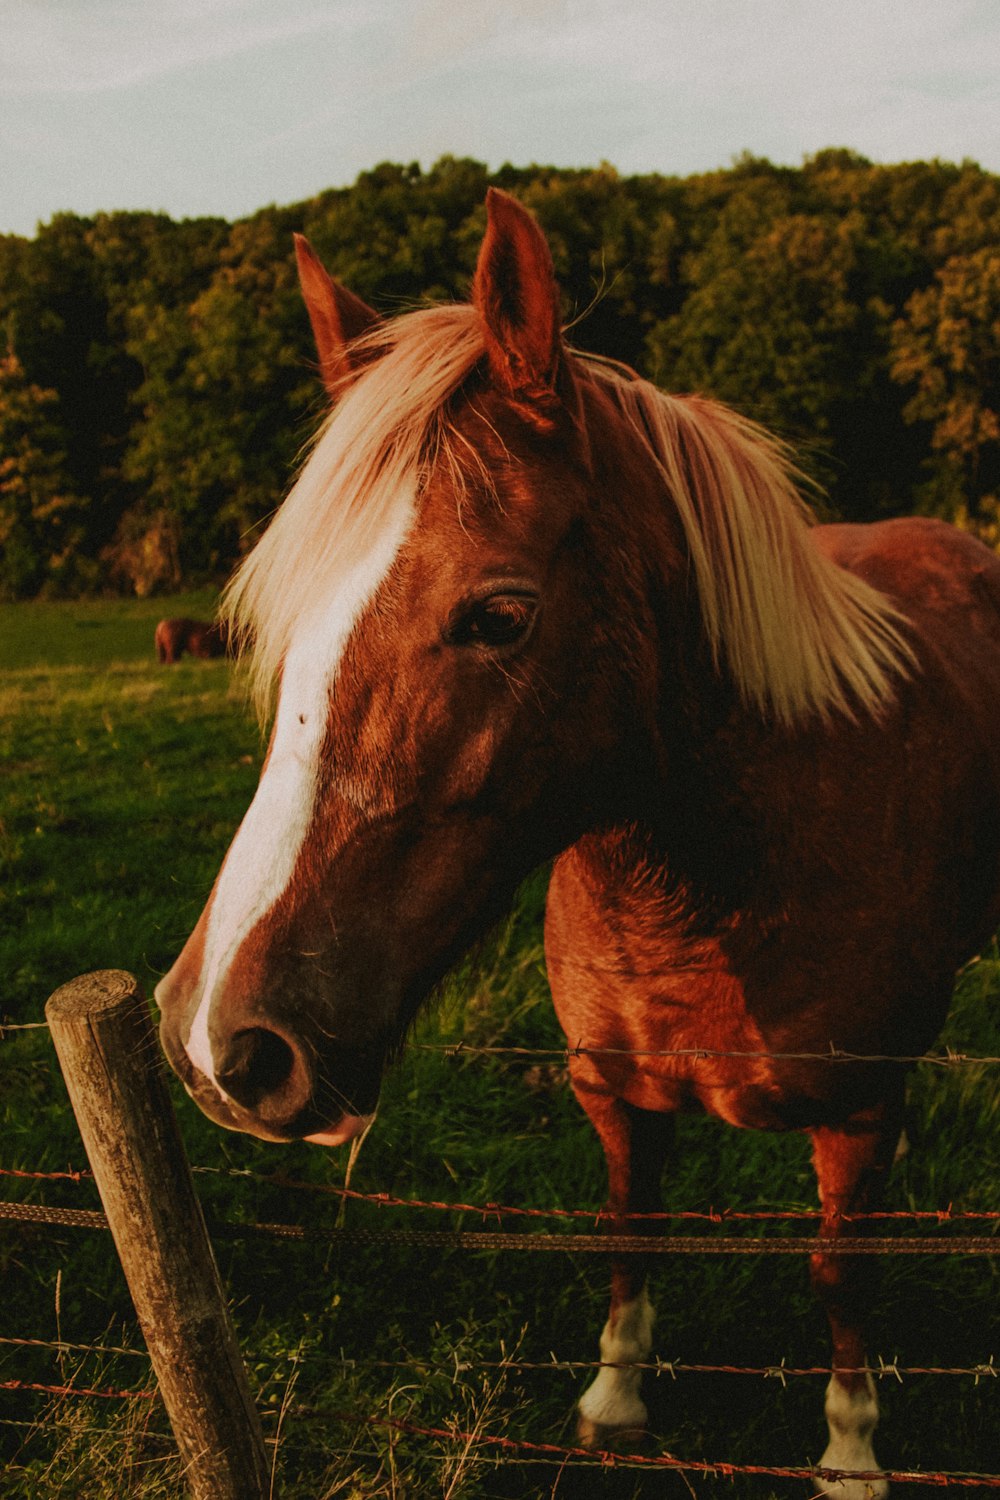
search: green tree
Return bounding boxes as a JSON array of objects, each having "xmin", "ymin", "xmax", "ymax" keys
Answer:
[
  {"xmin": 3, "ymin": 153, "xmax": 1000, "ymax": 593},
  {"xmin": 118, "ymin": 213, "xmax": 313, "ymax": 587},
  {"xmin": 648, "ymin": 210, "xmax": 878, "ymax": 507},
  {"xmin": 297, "ymin": 156, "xmax": 496, "ymax": 315},
  {"xmin": 0, "ymin": 351, "xmax": 83, "ymax": 597},
  {"xmin": 890, "ymin": 247, "xmax": 1000, "ymax": 539}
]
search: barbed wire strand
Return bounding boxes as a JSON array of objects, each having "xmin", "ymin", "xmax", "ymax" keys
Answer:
[
  {"xmin": 7, "ymin": 1161, "xmax": 1000, "ymax": 1228},
  {"xmin": 0, "ymin": 1416, "xmax": 164, "ymax": 1436},
  {"xmin": 5, "ymin": 1013, "xmax": 1000, "ymax": 1067},
  {"xmin": 0, "ymin": 1166, "xmax": 90, "ymax": 1184},
  {"xmin": 240, "ymin": 1224, "xmax": 1000, "ymax": 1255},
  {"xmin": 3, "ymin": 1376, "xmax": 995, "ymax": 1488},
  {"xmin": 0, "ymin": 1379, "xmax": 156, "ymax": 1402},
  {"xmin": 273, "ymin": 1349, "xmax": 1000, "ymax": 1386},
  {"xmin": 474, "ymin": 1352, "xmax": 1000, "ymax": 1384},
  {"xmin": 412, "ymin": 1039, "xmax": 1000, "ymax": 1066},
  {"xmin": 191, "ymin": 1168, "xmax": 1000, "ymax": 1227},
  {"xmin": 3, "ymin": 1198, "xmax": 999, "ymax": 1254},
  {"xmin": 5, "ymin": 1329, "xmax": 999, "ymax": 1386},
  {"xmin": 4, "ymin": 1331, "xmax": 1000, "ymax": 1386},
  {"xmin": 0, "ymin": 1335, "xmax": 148, "ymax": 1361},
  {"xmin": 285, "ymin": 1405, "xmax": 1000, "ymax": 1488}
]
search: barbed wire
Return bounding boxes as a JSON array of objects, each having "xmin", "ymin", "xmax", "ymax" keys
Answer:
[
  {"xmin": 3, "ymin": 1328, "xmax": 999, "ymax": 1388},
  {"xmin": 0, "ymin": 1335, "xmax": 148, "ymax": 1362},
  {"xmin": 0, "ymin": 1202, "xmax": 107, "ymax": 1232},
  {"xmin": 9, "ymin": 1161, "xmax": 1000, "ymax": 1230},
  {"xmin": 0, "ymin": 1165, "xmax": 90, "ymax": 1184},
  {"xmin": 0, "ymin": 1378, "xmax": 156, "ymax": 1402},
  {"xmin": 284, "ymin": 1404, "xmax": 1000, "ymax": 1488},
  {"xmin": 0, "ymin": 1415, "xmax": 151, "ymax": 1436},
  {"xmin": 3, "ymin": 1004, "xmax": 997, "ymax": 1482},
  {"xmin": 3, "ymin": 1363, "xmax": 996, "ymax": 1484},
  {"xmin": 412, "ymin": 1038, "xmax": 1000, "ymax": 1066},
  {"xmin": 189, "ymin": 1167, "xmax": 1000, "ymax": 1227},
  {"xmin": 0, "ymin": 1373, "xmax": 995, "ymax": 1494},
  {"xmin": 0, "ymin": 1196, "xmax": 997, "ymax": 1253},
  {"xmin": 0, "ymin": 930, "xmax": 992, "ymax": 1039},
  {"xmin": 0, "ymin": 1413, "xmax": 176, "ymax": 1461},
  {"xmin": 6, "ymin": 1012, "xmax": 1000, "ymax": 1068},
  {"xmin": 4, "ymin": 1196, "xmax": 1000, "ymax": 1254},
  {"xmin": 277, "ymin": 1347, "xmax": 1000, "ymax": 1386},
  {"xmin": 225, "ymin": 1222, "xmax": 1000, "ymax": 1255},
  {"xmin": 2, "ymin": 1322, "xmax": 996, "ymax": 1489}
]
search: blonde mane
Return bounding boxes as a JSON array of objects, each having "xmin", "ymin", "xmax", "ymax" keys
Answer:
[
  {"xmin": 225, "ymin": 306, "xmax": 911, "ymax": 728},
  {"xmin": 586, "ymin": 360, "xmax": 913, "ymax": 724}
]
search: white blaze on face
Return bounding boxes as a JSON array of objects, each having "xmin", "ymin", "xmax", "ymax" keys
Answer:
[{"xmin": 183, "ymin": 506, "xmax": 415, "ymax": 1089}]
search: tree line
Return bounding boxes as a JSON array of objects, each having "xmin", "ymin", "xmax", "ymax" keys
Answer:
[{"xmin": 1, "ymin": 151, "xmax": 998, "ymax": 600}]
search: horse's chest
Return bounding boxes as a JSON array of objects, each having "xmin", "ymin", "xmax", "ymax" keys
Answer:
[
  {"xmin": 559, "ymin": 958, "xmax": 790, "ymax": 1127},
  {"xmin": 545, "ymin": 869, "xmax": 792, "ymax": 1128}
]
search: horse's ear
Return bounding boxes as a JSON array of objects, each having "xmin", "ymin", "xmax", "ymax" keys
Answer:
[
  {"xmin": 294, "ymin": 234, "xmax": 380, "ymax": 398},
  {"xmin": 472, "ymin": 189, "xmax": 564, "ymax": 409}
]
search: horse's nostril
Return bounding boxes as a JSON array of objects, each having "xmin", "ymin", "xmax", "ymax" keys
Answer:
[{"xmin": 215, "ymin": 1027, "xmax": 296, "ymax": 1109}]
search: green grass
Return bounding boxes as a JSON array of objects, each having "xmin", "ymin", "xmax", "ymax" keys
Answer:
[
  {"xmin": 0, "ymin": 593, "xmax": 220, "ymax": 671},
  {"xmin": 1, "ymin": 598, "xmax": 999, "ymax": 1496}
]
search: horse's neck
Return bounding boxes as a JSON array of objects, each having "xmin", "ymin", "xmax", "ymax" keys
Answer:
[
  {"xmin": 578, "ymin": 378, "xmax": 809, "ymax": 915},
  {"xmin": 609, "ymin": 566, "xmax": 801, "ymax": 923},
  {"xmin": 620, "ymin": 702, "xmax": 770, "ymax": 908}
]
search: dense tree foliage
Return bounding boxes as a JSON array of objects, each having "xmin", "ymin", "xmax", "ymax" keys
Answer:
[
  {"xmin": 0, "ymin": 352, "xmax": 83, "ymax": 595},
  {"xmin": 1, "ymin": 152, "xmax": 998, "ymax": 598}
]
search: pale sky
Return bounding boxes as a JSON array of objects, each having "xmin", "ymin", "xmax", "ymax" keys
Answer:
[{"xmin": 2, "ymin": 0, "xmax": 999, "ymax": 238}]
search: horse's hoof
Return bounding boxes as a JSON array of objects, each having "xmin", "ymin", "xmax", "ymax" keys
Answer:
[
  {"xmin": 576, "ymin": 1416, "xmax": 649, "ymax": 1453},
  {"xmin": 818, "ymin": 1375, "xmax": 888, "ymax": 1498}
]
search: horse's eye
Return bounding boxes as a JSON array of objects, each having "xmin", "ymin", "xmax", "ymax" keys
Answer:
[{"xmin": 447, "ymin": 592, "xmax": 538, "ymax": 650}]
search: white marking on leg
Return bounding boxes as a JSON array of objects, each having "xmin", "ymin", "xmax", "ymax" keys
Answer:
[
  {"xmin": 578, "ymin": 1289, "xmax": 654, "ymax": 1434},
  {"xmin": 816, "ymin": 1374, "xmax": 888, "ymax": 1499},
  {"xmin": 181, "ymin": 504, "xmax": 414, "ymax": 1088}
]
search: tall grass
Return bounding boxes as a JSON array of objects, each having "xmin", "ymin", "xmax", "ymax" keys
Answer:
[{"xmin": 1, "ymin": 597, "xmax": 999, "ymax": 1496}]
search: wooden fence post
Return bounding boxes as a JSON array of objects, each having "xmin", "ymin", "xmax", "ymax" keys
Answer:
[{"xmin": 46, "ymin": 969, "xmax": 271, "ymax": 1500}]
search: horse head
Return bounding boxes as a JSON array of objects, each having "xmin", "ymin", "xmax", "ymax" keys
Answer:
[{"xmin": 156, "ymin": 191, "xmax": 678, "ymax": 1143}]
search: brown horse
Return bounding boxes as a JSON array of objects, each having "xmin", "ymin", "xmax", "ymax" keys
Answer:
[
  {"xmin": 157, "ymin": 192, "xmax": 1000, "ymax": 1494},
  {"xmin": 154, "ymin": 617, "xmax": 228, "ymax": 664}
]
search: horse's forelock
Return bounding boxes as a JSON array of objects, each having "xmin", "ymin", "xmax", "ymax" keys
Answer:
[{"xmin": 222, "ymin": 304, "xmax": 487, "ymax": 720}]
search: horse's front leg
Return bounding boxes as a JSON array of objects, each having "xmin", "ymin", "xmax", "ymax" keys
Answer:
[
  {"xmin": 809, "ymin": 1094, "xmax": 902, "ymax": 1500},
  {"xmin": 574, "ymin": 1088, "xmax": 675, "ymax": 1449}
]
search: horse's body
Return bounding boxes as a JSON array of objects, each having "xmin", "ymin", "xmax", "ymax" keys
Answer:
[
  {"xmin": 156, "ymin": 195, "xmax": 1000, "ymax": 1495},
  {"xmin": 154, "ymin": 617, "xmax": 227, "ymax": 663},
  {"xmin": 547, "ymin": 514, "xmax": 1000, "ymax": 1474}
]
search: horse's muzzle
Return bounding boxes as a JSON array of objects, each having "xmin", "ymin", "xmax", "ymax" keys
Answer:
[{"xmin": 158, "ymin": 1006, "xmax": 381, "ymax": 1145}]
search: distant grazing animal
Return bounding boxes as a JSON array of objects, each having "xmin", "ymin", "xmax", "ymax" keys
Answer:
[
  {"xmin": 156, "ymin": 191, "xmax": 1000, "ymax": 1494},
  {"xmin": 154, "ymin": 617, "xmax": 227, "ymax": 664}
]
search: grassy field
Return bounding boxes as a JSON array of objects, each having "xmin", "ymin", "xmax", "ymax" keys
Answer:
[{"xmin": 1, "ymin": 596, "xmax": 1000, "ymax": 1497}]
